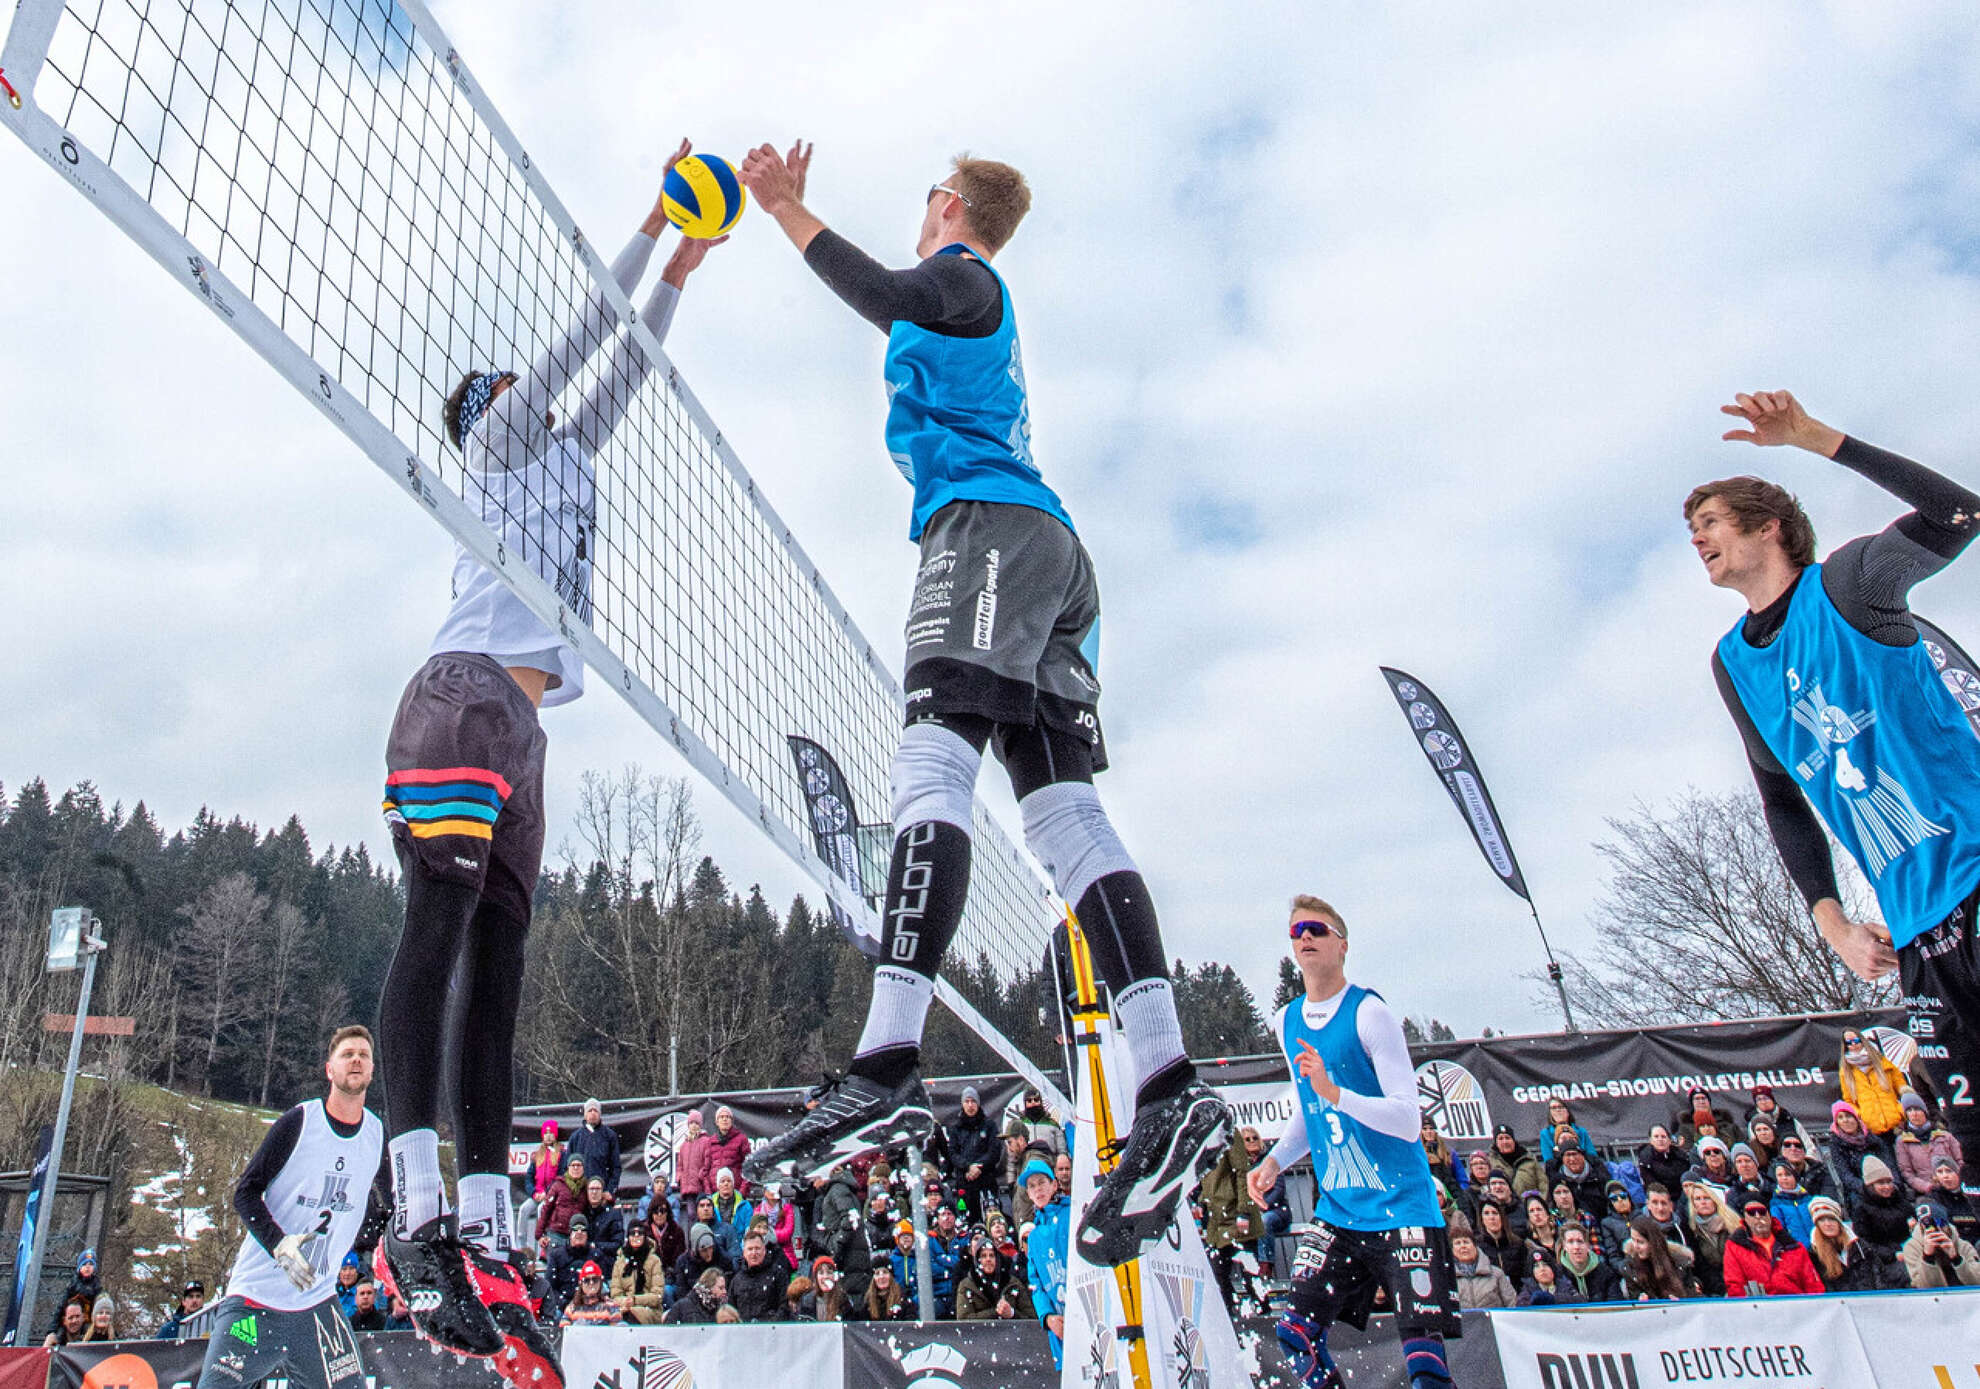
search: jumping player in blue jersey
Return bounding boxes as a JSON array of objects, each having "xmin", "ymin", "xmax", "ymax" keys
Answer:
[
  {"xmin": 1691, "ymin": 390, "xmax": 1980, "ymax": 1190},
  {"xmin": 1246, "ymin": 896, "xmax": 1460, "ymax": 1389},
  {"xmin": 735, "ymin": 144, "xmax": 1228, "ymax": 1263}
]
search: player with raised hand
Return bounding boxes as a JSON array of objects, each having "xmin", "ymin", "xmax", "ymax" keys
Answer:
[
  {"xmin": 1692, "ymin": 389, "xmax": 1980, "ymax": 1186},
  {"xmin": 194, "ymin": 1028, "xmax": 388, "ymax": 1389},
  {"xmin": 1246, "ymin": 898, "xmax": 1460, "ymax": 1389},
  {"xmin": 734, "ymin": 143, "xmax": 1229, "ymax": 1261},
  {"xmin": 374, "ymin": 140, "xmax": 725, "ymax": 1382}
]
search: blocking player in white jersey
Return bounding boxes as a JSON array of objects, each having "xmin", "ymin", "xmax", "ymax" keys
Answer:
[
  {"xmin": 373, "ymin": 141, "xmax": 723, "ymax": 1382},
  {"xmin": 1246, "ymin": 896, "xmax": 1461, "ymax": 1389},
  {"xmin": 195, "ymin": 1027, "xmax": 386, "ymax": 1389}
]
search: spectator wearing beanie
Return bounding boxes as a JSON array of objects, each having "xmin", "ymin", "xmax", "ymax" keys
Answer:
[
  {"xmin": 538, "ymin": 1152, "xmax": 588, "ymax": 1245},
  {"xmin": 1598, "ymin": 1183, "xmax": 1637, "ymax": 1273},
  {"xmin": 1449, "ymin": 1217, "xmax": 1516, "ymax": 1309},
  {"xmin": 1675, "ymin": 1088, "xmax": 1738, "ymax": 1148},
  {"xmin": 1826, "ymin": 1101, "xmax": 1885, "ymax": 1207},
  {"xmin": 1722, "ymin": 1193, "xmax": 1822, "ymax": 1297},
  {"xmin": 673, "ymin": 1225, "xmax": 733, "ymax": 1295},
  {"xmin": 561, "ymin": 1260, "xmax": 624, "ymax": 1326},
  {"xmin": 548, "ymin": 1215, "xmax": 596, "ymax": 1308},
  {"xmin": 520, "ymin": 1119, "xmax": 563, "ymax": 1242},
  {"xmin": 1901, "ymin": 1204, "xmax": 1980, "ymax": 1289},
  {"xmin": 1894, "ymin": 1091, "xmax": 1964, "ymax": 1196},
  {"xmin": 1850, "ymin": 1155, "xmax": 1914, "ymax": 1260},
  {"xmin": 709, "ymin": 1167, "xmax": 754, "ymax": 1262},
  {"xmin": 1804, "ymin": 1195, "xmax": 1902, "ymax": 1292},
  {"xmin": 946, "ymin": 1087, "xmax": 1002, "ymax": 1222},
  {"xmin": 956, "ymin": 1236, "xmax": 1035, "ymax": 1320},
  {"xmin": 1516, "ymin": 1250, "xmax": 1563, "ymax": 1306},
  {"xmin": 1489, "ymin": 1125, "xmax": 1546, "ymax": 1197},
  {"xmin": 1021, "ymin": 1157, "xmax": 1070, "ymax": 1371},
  {"xmin": 1723, "ymin": 1144, "xmax": 1768, "ymax": 1216},
  {"xmin": 568, "ymin": 1098, "xmax": 623, "ymax": 1195},
  {"xmin": 1928, "ymin": 1156, "xmax": 1979, "ymax": 1241},
  {"xmin": 1683, "ymin": 1136, "xmax": 1735, "ymax": 1197},
  {"xmin": 1837, "ymin": 1030, "xmax": 1909, "ymax": 1138},
  {"xmin": 1637, "ymin": 1125, "xmax": 1693, "ymax": 1201},
  {"xmin": 810, "ymin": 1255, "xmax": 849, "ymax": 1321},
  {"xmin": 1548, "ymin": 1136, "xmax": 1609, "ymax": 1214},
  {"xmin": 333, "ymin": 1250, "xmax": 362, "ymax": 1318},
  {"xmin": 706, "ymin": 1106, "xmax": 751, "ymax": 1189}
]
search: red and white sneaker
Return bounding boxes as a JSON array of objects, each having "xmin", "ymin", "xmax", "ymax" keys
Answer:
[
  {"xmin": 463, "ymin": 1248, "xmax": 563, "ymax": 1389},
  {"xmin": 373, "ymin": 1215, "xmax": 503, "ymax": 1359}
]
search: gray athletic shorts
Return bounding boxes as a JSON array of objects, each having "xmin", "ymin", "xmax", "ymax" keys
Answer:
[
  {"xmin": 195, "ymin": 1296, "xmax": 367, "ymax": 1389},
  {"xmin": 903, "ymin": 501, "xmax": 1107, "ymax": 769}
]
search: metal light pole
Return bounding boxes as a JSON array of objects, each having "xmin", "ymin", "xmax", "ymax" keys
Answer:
[
  {"xmin": 18, "ymin": 908, "xmax": 107, "ymax": 1339},
  {"xmin": 904, "ymin": 1143, "xmax": 935, "ymax": 1324}
]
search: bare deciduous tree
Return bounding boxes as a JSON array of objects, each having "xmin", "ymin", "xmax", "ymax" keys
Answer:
[
  {"xmin": 176, "ymin": 874, "xmax": 268, "ymax": 1094},
  {"xmin": 1549, "ymin": 788, "xmax": 1895, "ymax": 1026}
]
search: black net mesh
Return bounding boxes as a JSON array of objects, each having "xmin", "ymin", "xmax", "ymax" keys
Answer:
[{"xmin": 23, "ymin": 0, "xmax": 1061, "ymax": 1068}]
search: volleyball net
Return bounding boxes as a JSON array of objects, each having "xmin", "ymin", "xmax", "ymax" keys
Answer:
[{"xmin": 0, "ymin": 0, "xmax": 1069, "ymax": 1104}]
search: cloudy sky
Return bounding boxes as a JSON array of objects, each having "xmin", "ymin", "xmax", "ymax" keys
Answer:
[{"xmin": 5, "ymin": 1, "xmax": 1979, "ymax": 1041}]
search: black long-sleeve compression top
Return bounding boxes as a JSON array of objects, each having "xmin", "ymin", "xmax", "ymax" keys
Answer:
[
  {"xmin": 801, "ymin": 228, "xmax": 1003, "ymax": 337},
  {"xmin": 1712, "ymin": 436, "xmax": 1980, "ymax": 907}
]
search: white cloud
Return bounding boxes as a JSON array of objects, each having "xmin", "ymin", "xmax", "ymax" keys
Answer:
[{"xmin": 4, "ymin": 0, "xmax": 1979, "ymax": 1045}]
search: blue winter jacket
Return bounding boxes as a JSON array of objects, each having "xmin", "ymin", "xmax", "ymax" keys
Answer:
[{"xmin": 1027, "ymin": 1194, "xmax": 1070, "ymax": 1369}]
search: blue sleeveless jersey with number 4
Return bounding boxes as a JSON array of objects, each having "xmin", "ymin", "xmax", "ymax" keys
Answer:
[
  {"xmin": 1717, "ymin": 564, "xmax": 1980, "ymax": 948},
  {"xmin": 1280, "ymin": 987, "xmax": 1443, "ymax": 1232},
  {"xmin": 883, "ymin": 244, "xmax": 1075, "ymax": 542}
]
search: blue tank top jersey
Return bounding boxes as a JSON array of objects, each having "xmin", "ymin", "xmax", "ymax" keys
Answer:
[
  {"xmin": 1279, "ymin": 987, "xmax": 1443, "ymax": 1231},
  {"xmin": 1717, "ymin": 563, "xmax": 1980, "ymax": 948},
  {"xmin": 883, "ymin": 245, "xmax": 1075, "ymax": 541}
]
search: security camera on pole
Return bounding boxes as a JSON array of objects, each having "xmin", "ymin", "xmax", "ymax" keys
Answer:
[{"xmin": 17, "ymin": 907, "xmax": 107, "ymax": 1340}]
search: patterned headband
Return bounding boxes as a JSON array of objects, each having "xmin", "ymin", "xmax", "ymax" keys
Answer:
[{"xmin": 456, "ymin": 369, "xmax": 511, "ymax": 445}]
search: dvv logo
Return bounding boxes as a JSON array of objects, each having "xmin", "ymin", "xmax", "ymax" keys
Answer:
[
  {"xmin": 1536, "ymin": 1352, "xmax": 1639, "ymax": 1389},
  {"xmin": 1415, "ymin": 1060, "xmax": 1493, "ymax": 1142},
  {"xmin": 593, "ymin": 1343, "xmax": 694, "ymax": 1389}
]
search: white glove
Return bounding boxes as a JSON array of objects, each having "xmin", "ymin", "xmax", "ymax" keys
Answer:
[{"xmin": 272, "ymin": 1232, "xmax": 318, "ymax": 1291}]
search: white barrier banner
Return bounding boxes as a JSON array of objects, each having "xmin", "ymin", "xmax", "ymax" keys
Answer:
[
  {"xmin": 1834, "ymin": 1289, "xmax": 1980, "ymax": 1387},
  {"xmin": 561, "ymin": 1323, "xmax": 844, "ymax": 1389},
  {"xmin": 1490, "ymin": 1296, "xmax": 1873, "ymax": 1389},
  {"xmin": 1063, "ymin": 1017, "xmax": 1246, "ymax": 1388}
]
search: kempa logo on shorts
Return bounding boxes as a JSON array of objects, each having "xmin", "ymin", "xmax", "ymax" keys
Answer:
[{"xmin": 973, "ymin": 549, "xmax": 1000, "ymax": 651}]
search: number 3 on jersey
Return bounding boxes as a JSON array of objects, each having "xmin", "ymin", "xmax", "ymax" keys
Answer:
[{"xmin": 1323, "ymin": 1111, "xmax": 1346, "ymax": 1145}]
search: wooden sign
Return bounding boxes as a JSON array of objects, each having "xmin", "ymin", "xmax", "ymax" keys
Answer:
[{"xmin": 42, "ymin": 1014, "xmax": 136, "ymax": 1036}]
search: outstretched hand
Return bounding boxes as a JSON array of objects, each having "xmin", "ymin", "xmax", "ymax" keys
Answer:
[
  {"xmin": 1247, "ymin": 1154, "xmax": 1281, "ymax": 1208},
  {"xmin": 1720, "ymin": 390, "xmax": 1844, "ymax": 458},
  {"xmin": 661, "ymin": 231, "xmax": 729, "ymax": 286},
  {"xmin": 642, "ymin": 138, "xmax": 696, "ymax": 238},
  {"xmin": 739, "ymin": 143, "xmax": 803, "ymax": 216}
]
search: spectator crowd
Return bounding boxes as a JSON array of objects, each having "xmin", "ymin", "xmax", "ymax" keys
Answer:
[{"xmin": 52, "ymin": 1020, "xmax": 1974, "ymax": 1345}]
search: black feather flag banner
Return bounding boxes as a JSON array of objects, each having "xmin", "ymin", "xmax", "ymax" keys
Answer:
[{"xmin": 1379, "ymin": 667, "xmax": 1532, "ymax": 902}]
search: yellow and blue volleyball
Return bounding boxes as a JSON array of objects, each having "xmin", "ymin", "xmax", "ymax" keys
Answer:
[{"xmin": 662, "ymin": 154, "xmax": 746, "ymax": 239}]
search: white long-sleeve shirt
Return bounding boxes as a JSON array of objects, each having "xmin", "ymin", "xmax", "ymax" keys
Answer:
[
  {"xmin": 1267, "ymin": 984, "xmax": 1421, "ymax": 1174},
  {"xmin": 429, "ymin": 230, "xmax": 680, "ymax": 706}
]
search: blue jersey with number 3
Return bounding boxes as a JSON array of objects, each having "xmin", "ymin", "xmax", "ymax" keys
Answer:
[{"xmin": 1280, "ymin": 987, "xmax": 1443, "ymax": 1232}]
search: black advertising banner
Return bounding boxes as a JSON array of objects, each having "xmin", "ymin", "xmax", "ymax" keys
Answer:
[
  {"xmin": 1379, "ymin": 667, "xmax": 1531, "ymax": 901},
  {"xmin": 52, "ymin": 1332, "xmax": 505, "ymax": 1389},
  {"xmin": 786, "ymin": 735, "xmax": 880, "ymax": 957}
]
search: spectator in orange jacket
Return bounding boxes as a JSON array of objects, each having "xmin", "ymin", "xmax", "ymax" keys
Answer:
[
  {"xmin": 1721, "ymin": 1193, "xmax": 1823, "ymax": 1298},
  {"xmin": 1837, "ymin": 1030, "xmax": 1909, "ymax": 1138}
]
